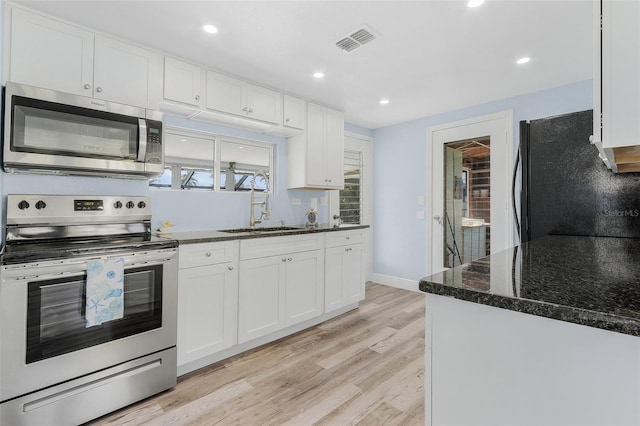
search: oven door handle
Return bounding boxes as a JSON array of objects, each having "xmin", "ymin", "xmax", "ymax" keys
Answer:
[{"xmin": 137, "ymin": 118, "xmax": 147, "ymax": 162}]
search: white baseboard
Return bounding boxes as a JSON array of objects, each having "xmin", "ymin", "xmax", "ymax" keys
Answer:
[{"xmin": 370, "ymin": 273, "xmax": 421, "ymax": 293}]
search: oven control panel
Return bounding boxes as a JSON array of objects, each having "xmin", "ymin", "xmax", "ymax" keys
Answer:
[{"xmin": 7, "ymin": 194, "xmax": 153, "ymax": 225}]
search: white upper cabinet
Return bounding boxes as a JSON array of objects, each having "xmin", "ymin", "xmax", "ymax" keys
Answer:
[
  {"xmin": 6, "ymin": 7, "xmax": 162, "ymax": 109},
  {"xmin": 93, "ymin": 35, "xmax": 163, "ymax": 108},
  {"xmin": 163, "ymin": 57, "xmax": 205, "ymax": 108},
  {"xmin": 7, "ymin": 8, "xmax": 94, "ymax": 96},
  {"xmin": 283, "ymin": 95, "xmax": 306, "ymax": 131},
  {"xmin": 287, "ymin": 102, "xmax": 344, "ymax": 189},
  {"xmin": 594, "ymin": 0, "xmax": 640, "ymax": 172},
  {"xmin": 206, "ymin": 70, "xmax": 282, "ymax": 124}
]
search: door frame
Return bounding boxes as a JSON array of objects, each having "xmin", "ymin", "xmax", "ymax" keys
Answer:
[
  {"xmin": 427, "ymin": 110, "xmax": 514, "ymax": 275},
  {"xmin": 328, "ymin": 131, "xmax": 373, "ymax": 281}
]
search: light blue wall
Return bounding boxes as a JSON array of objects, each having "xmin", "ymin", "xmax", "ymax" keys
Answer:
[{"xmin": 372, "ymin": 80, "xmax": 593, "ymax": 281}]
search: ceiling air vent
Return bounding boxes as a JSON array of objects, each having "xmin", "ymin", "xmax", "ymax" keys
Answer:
[{"xmin": 335, "ymin": 25, "xmax": 378, "ymax": 53}]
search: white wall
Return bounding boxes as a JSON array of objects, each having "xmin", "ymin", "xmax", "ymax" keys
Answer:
[{"xmin": 372, "ymin": 80, "xmax": 593, "ymax": 283}]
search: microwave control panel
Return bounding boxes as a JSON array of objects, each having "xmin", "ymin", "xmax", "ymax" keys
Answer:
[{"xmin": 145, "ymin": 120, "xmax": 163, "ymax": 164}]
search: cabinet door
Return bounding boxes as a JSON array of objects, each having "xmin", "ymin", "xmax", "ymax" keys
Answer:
[
  {"xmin": 9, "ymin": 8, "xmax": 94, "ymax": 96},
  {"xmin": 177, "ymin": 262, "xmax": 238, "ymax": 366},
  {"xmin": 285, "ymin": 250, "xmax": 324, "ymax": 326},
  {"xmin": 206, "ymin": 70, "xmax": 246, "ymax": 116},
  {"xmin": 325, "ymin": 108, "xmax": 345, "ymax": 189},
  {"xmin": 343, "ymin": 244, "xmax": 365, "ymax": 304},
  {"xmin": 238, "ymin": 256, "xmax": 285, "ymax": 344},
  {"xmin": 246, "ymin": 84, "xmax": 281, "ymax": 124},
  {"xmin": 324, "ymin": 246, "xmax": 346, "ymax": 312},
  {"xmin": 306, "ymin": 102, "xmax": 328, "ymax": 186},
  {"xmin": 283, "ymin": 95, "xmax": 305, "ymax": 130},
  {"xmin": 325, "ymin": 244, "xmax": 365, "ymax": 312},
  {"xmin": 164, "ymin": 57, "xmax": 204, "ymax": 107},
  {"xmin": 93, "ymin": 35, "xmax": 162, "ymax": 108}
]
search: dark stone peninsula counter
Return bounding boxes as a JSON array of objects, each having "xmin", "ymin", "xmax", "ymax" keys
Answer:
[
  {"xmin": 419, "ymin": 235, "xmax": 640, "ymax": 425},
  {"xmin": 419, "ymin": 234, "xmax": 640, "ymax": 336}
]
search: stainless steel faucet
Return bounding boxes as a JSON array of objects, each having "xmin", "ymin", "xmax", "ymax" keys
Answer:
[{"xmin": 249, "ymin": 170, "xmax": 270, "ymax": 228}]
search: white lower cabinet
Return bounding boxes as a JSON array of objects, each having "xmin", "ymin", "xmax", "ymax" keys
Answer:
[
  {"xmin": 238, "ymin": 234, "xmax": 324, "ymax": 344},
  {"xmin": 324, "ymin": 230, "xmax": 365, "ymax": 312},
  {"xmin": 177, "ymin": 241, "xmax": 238, "ymax": 367}
]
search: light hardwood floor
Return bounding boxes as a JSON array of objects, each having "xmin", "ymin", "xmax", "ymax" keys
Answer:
[{"xmin": 89, "ymin": 283, "xmax": 425, "ymax": 426}]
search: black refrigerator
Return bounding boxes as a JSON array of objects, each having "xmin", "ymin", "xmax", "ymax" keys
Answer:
[{"xmin": 519, "ymin": 109, "xmax": 640, "ymax": 243}]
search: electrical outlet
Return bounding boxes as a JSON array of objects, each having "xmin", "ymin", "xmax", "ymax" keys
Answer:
[{"xmin": 291, "ymin": 198, "xmax": 301, "ymax": 206}]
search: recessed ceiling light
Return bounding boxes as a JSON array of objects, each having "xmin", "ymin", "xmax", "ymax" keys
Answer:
[
  {"xmin": 516, "ymin": 57, "xmax": 531, "ymax": 65},
  {"xmin": 313, "ymin": 72, "xmax": 325, "ymax": 79},
  {"xmin": 380, "ymin": 99, "xmax": 390, "ymax": 105},
  {"xmin": 203, "ymin": 24, "xmax": 218, "ymax": 34},
  {"xmin": 467, "ymin": 0, "xmax": 485, "ymax": 8}
]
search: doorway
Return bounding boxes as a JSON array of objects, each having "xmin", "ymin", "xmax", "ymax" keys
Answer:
[
  {"xmin": 428, "ymin": 111, "xmax": 513, "ymax": 275},
  {"xmin": 444, "ymin": 138, "xmax": 491, "ymax": 268}
]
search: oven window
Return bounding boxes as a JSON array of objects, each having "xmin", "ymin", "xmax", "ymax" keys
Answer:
[
  {"xmin": 26, "ymin": 265, "xmax": 162, "ymax": 364},
  {"xmin": 11, "ymin": 96, "xmax": 139, "ymax": 160}
]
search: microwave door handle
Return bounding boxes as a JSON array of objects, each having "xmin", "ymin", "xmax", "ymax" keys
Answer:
[{"xmin": 137, "ymin": 118, "xmax": 147, "ymax": 162}]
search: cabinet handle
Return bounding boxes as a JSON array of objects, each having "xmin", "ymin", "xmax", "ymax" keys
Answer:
[
  {"xmin": 195, "ymin": 95, "xmax": 200, "ymax": 101},
  {"xmin": 84, "ymin": 84, "xmax": 91, "ymax": 90},
  {"xmin": 228, "ymin": 266, "xmax": 234, "ymax": 271},
  {"xmin": 205, "ymin": 252, "xmax": 212, "ymax": 257},
  {"xmin": 285, "ymin": 118, "xmax": 290, "ymax": 122},
  {"xmin": 287, "ymin": 257, "xmax": 292, "ymax": 262},
  {"xmin": 96, "ymin": 87, "xmax": 103, "ymax": 93}
]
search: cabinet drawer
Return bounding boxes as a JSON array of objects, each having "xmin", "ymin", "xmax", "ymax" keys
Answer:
[
  {"xmin": 179, "ymin": 240, "xmax": 239, "ymax": 269},
  {"xmin": 240, "ymin": 234, "xmax": 323, "ymax": 260},
  {"xmin": 325, "ymin": 230, "xmax": 364, "ymax": 248}
]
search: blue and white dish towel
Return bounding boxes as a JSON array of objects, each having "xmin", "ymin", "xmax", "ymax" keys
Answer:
[{"xmin": 85, "ymin": 258, "xmax": 125, "ymax": 328}]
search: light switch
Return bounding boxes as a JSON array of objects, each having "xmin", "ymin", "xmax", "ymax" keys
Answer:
[{"xmin": 291, "ymin": 198, "xmax": 301, "ymax": 206}]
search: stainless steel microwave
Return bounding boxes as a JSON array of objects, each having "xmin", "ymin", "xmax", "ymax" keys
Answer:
[{"xmin": 2, "ymin": 82, "xmax": 164, "ymax": 179}]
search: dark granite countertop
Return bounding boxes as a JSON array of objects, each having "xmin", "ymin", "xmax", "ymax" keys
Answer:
[
  {"xmin": 159, "ymin": 223, "xmax": 369, "ymax": 245},
  {"xmin": 419, "ymin": 235, "xmax": 640, "ymax": 337}
]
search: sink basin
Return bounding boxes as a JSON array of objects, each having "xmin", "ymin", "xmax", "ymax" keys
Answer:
[{"xmin": 219, "ymin": 226, "xmax": 301, "ymax": 233}]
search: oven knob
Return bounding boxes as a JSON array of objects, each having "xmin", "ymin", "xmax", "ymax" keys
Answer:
[
  {"xmin": 126, "ymin": 201, "xmax": 135, "ymax": 209},
  {"xmin": 138, "ymin": 201, "xmax": 147, "ymax": 209},
  {"xmin": 35, "ymin": 200, "xmax": 47, "ymax": 210},
  {"xmin": 114, "ymin": 201, "xmax": 123, "ymax": 209},
  {"xmin": 18, "ymin": 200, "xmax": 30, "ymax": 210}
]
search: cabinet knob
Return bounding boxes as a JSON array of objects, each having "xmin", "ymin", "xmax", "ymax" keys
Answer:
[
  {"xmin": 285, "ymin": 118, "xmax": 290, "ymax": 123},
  {"xmin": 242, "ymin": 107, "xmax": 248, "ymax": 112},
  {"xmin": 96, "ymin": 87, "xmax": 103, "ymax": 93},
  {"xmin": 282, "ymin": 258, "xmax": 287, "ymax": 262},
  {"xmin": 84, "ymin": 83, "xmax": 91, "ymax": 90},
  {"xmin": 205, "ymin": 252, "xmax": 212, "ymax": 257},
  {"xmin": 287, "ymin": 257, "xmax": 292, "ymax": 262},
  {"xmin": 248, "ymin": 108, "xmax": 253, "ymax": 113},
  {"xmin": 346, "ymin": 236, "xmax": 350, "ymax": 240},
  {"xmin": 228, "ymin": 266, "xmax": 234, "ymax": 271},
  {"xmin": 195, "ymin": 95, "xmax": 200, "ymax": 101},
  {"xmin": 345, "ymin": 248, "xmax": 352, "ymax": 252}
]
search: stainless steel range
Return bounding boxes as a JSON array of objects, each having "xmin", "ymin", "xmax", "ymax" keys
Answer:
[{"xmin": 0, "ymin": 194, "xmax": 178, "ymax": 425}]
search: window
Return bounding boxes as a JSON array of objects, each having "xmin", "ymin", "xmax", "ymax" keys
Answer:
[
  {"xmin": 150, "ymin": 130, "xmax": 273, "ymax": 192},
  {"xmin": 339, "ymin": 150, "xmax": 362, "ymax": 224}
]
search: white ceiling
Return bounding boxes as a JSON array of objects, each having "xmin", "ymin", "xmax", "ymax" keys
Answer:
[{"xmin": 11, "ymin": 0, "xmax": 594, "ymax": 130}]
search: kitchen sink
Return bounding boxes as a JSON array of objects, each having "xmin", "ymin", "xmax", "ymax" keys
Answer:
[{"xmin": 218, "ymin": 226, "xmax": 301, "ymax": 233}]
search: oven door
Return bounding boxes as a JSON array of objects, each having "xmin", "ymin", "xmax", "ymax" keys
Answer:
[{"xmin": 0, "ymin": 248, "xmax": 177, "ymax": 402}]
